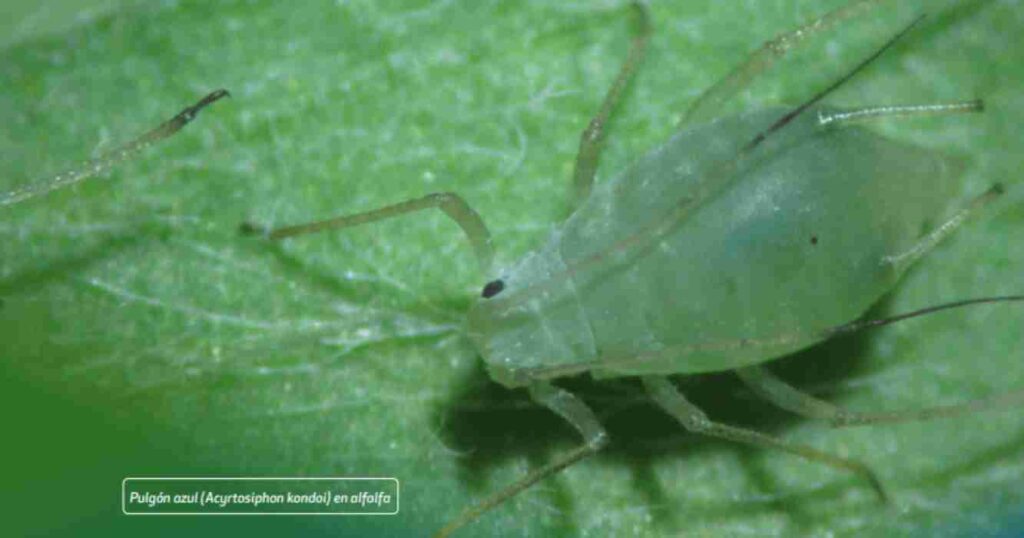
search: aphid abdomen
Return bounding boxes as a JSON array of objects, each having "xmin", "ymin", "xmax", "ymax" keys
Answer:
[
  {"xmin": 469, "ymin": 106, "xmax": 967, "ymax": 385},
  {"xmin": 578, "ymin": 106, "xmax": 965, "ymax": 378}
]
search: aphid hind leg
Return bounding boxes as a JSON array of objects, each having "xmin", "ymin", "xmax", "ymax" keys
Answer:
[
  {"xmin": 571, "ymin": 1, "xmax": 651, "ymax": 204},
  {"xmin": 680, "ymin": 0, "xmax": 888, "ymax": 126},
  {"xmin": 241, "ymin": 192, "xmax": 494, "ymax": 273},
  {"xmin": 435, "ymin": 381, "xmax": 608, "ymax": 538},
  {"xmin": 738, "ymin": 364, "xmax": 1024, "ymax": 427},
  {"xmin": 641, "ymin": 375, "xmax": 889, "ymax": 502},
  {"xmin": 883, "ymin": 184, "xmax": 1004, "ymax": 272}
]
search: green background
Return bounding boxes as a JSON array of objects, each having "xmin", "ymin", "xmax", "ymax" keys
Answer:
[{"xmin": 1, "ymin": 0, "xmax": 1022, "ymax": 536}]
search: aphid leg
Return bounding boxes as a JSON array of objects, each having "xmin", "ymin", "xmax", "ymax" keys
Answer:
[
  {"xmin": 737, "ymin": 363, "xmax": 1024, "ymax": 428},
  {"xmin": 240, "ymin": 192, "xmax": 494, "ymax": 274},
  {"xmin": 0, "ymin": 90, "xmax": 230, "ymax": 208},
  {"xmin": 435, "ymin": 381, "xmax": 608, "ymax": 538},
  {"xmin": 641, "ymin": 375, "xmax": 889, "ymax": 501},
  {"xmin": 735, "ymin": 365, "xmax": 845, "ymax": 420},
  {"xmin": 883, "ymin": 184, "xmax": 1004, "ymax": 272},
  {"xmin": 680, "ymin": 0, "xmax": 888, "ymax": 126},
  {"xmin": 817, "ymin": 99, "xmax": 983, "ymax": 127},
  {"xmin": 571, "ymin": 1, "xmax": 651, "ymax": 204}
]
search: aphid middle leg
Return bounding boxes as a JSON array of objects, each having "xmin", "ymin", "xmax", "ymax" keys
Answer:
[
  {"xmin": 241, "ymin": 192, "xmax": 494, "ymax": 273},
  {"xmin": 436, "ymin": 381, "xmax": 608, "ymax": 538},
  {"xmin": 737, "ymin": 364, "xmax": 1024, "ymax": 427},
  {"xmin": 570, "ymin": 1, "xmax": 651, "ymax": 205},
  {"xmin": 641, "ymin": 375, "xmax": 889, "ymax": 501}
]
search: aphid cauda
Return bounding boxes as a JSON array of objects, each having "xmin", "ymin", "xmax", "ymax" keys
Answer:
[{"xmin": 238, "ymin": 1, "xmax": 1022, "ymax": 535}]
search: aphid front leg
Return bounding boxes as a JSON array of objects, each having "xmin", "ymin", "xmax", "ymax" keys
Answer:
[
  {"xmin": 570, "ymin": 1, "xmax": 650, "ymax": 204},
  {"xmin": 641, "ymin": 376, "xmax": 889, "ymax": 501},
  {"xmin": 436, "ymin": 381, "xmax": 608, "ymax": 538},
  {"xmin": 241, "ymin": 192, "xmax": 494, "ymax": 273}
]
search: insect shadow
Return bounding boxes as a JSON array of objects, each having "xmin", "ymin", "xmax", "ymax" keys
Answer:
[
  {"xmin": 435, "ymin": 303, "xmax": 878, "ymax": 533},
  {"xmin": 0, "ymin": 231, "xmax": 148, "ymax": 298}
]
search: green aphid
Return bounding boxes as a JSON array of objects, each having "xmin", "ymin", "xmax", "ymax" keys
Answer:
[{"xmin": 243, "ymin": 1, "xmax": 1022, "ymax": 535}]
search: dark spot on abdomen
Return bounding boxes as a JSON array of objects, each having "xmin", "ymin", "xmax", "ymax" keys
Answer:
[{"xmin": 482, "ymin": 279, "xmax": 505, "ymax": 298}]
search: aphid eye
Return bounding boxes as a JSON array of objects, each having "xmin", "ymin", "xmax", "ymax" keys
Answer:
[
  {"xmin": 481, "ymin": 279, "xmax": 506, "ymax": 298},
  {"xmin": 810, "ymin": 235, "xmax": 819, "ymax": 245}
]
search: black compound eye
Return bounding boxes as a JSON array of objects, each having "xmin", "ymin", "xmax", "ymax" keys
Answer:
[{"xmin": 481, "ymin": 279, "xmax": 505, "ymax": 298}]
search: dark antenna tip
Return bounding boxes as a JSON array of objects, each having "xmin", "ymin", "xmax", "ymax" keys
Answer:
[
  {"xmin": 192, "ymin": 89, "xmax": 231, "ymax": 112},
  {"xmin": 239, "ymin": 221, "xmax": 268, "ymax": 237}
]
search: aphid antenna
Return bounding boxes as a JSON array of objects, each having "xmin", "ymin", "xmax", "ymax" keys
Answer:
[{"xmin": 0, "ymin": 89, "xmax": 230, "ymax": 208}]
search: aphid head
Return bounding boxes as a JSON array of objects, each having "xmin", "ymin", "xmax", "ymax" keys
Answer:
[{"xmin": 467, "ymin": 245, "xmax": 596, "ymax": 388}]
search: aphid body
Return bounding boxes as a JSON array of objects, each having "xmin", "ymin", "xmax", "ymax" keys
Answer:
[
  {"xmin": 471, "ymin": 105, "xmax": 959, "ymax": 386},
  {"xmin": 246, "ymin": 2, "xmax": 1020, "ymax": 535}
]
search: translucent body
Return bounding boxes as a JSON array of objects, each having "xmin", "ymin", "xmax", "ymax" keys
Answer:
[
  {"xmin": 247, "ymin": 5, "xmax": 1017, "ymax": 534},
  {"xmin": 468, "ymin": 105, "xmax": 962, "ymax": 387}
]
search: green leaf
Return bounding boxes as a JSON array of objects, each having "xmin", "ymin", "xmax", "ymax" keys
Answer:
[{"xmin": 1, "ymin": 1, "xmax": 1022, "ymax": 536}]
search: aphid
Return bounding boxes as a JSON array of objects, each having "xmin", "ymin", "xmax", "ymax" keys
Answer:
[
  {"xmin": 243, "ymin": 1, "xmax": 1021, "ymax": 535},
  {"xmin": 0, "ymin": 90, "xmax": 229, "ymax": 208}
]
